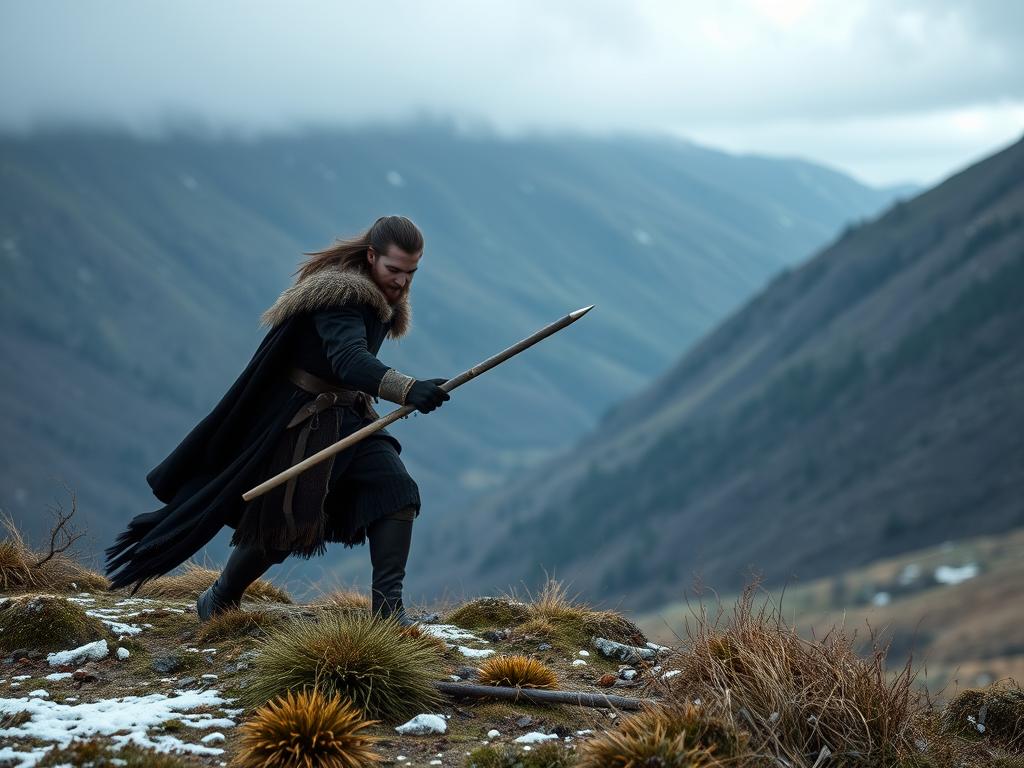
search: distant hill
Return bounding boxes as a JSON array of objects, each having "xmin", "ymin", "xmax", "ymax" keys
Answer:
[
  {"xmin": 0, "ymin": 123, "xmax": 903, "ymax": 565},
  {"xmin": 413, "ymin": 135, "xmax": 1024, "ymax": 611}
]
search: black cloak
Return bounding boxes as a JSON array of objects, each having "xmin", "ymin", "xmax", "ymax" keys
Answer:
[{"xmin": 105, "ymin": 265, "xmax": 413, "ymax": 592}]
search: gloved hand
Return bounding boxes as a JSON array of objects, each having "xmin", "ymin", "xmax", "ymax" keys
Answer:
[{"xmin": 405, "ymin": 378, "xmax": 450, "ymax": 414}]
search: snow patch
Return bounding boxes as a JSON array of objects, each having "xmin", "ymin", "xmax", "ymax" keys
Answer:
[
  {"xmin": 46, "ymin": 640, "xmax": 108, "ymax": 666},
  {"xmin": 395, "ymin": 713, "xmax": 447, "ymax": 735}
]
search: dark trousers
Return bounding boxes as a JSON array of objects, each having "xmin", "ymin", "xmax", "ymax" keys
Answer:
[{"xmin": 215, "ymin": 505, "xmax": 415, "ymax": 617}]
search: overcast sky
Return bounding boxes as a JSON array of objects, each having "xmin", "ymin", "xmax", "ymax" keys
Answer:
[{"xmin": 2, "ymin": 0, "xmax": 1021, "ymax": 186}]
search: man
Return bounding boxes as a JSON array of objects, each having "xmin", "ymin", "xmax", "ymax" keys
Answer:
[{"xmin": 105, "ymin": 215, "xmax": 449, "ymax": 626}]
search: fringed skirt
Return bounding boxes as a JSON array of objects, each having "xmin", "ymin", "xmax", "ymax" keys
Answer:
[{"xmin": 231, "ymin": 401, "xmax": 420, "ymax": 557}]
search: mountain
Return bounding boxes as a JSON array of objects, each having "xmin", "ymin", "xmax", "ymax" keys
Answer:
[
  {"xmin": 0, "ymin": 122, "xmax": 904, "ymax": 573},
  {"xmin": 414, "ymin": 135, "xmax": 1024, "ymax": 611}
]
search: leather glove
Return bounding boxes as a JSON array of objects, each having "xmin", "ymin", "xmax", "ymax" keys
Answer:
[{"xmin": 405, "ymin": 378, "xmax": 450, "ymax": 414}]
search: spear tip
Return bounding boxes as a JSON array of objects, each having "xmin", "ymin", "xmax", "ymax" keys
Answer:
[{"xmin": 569, "ymin": 304, "xmax": 595, "ymax": 320}]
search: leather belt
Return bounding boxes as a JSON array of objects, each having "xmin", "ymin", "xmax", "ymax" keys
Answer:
[
  {"xmin": 278, "ymin": 367, "xmax": 380, "ymax": 540},
  {"xmin": 285, "ymin": 367, "xmax": 378, "ymax": 428}
]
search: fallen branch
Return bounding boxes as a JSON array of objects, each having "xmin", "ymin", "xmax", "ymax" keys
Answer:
[{"xmin": 434, "ymin": 681, "xmax": 656, "ymax": 711}]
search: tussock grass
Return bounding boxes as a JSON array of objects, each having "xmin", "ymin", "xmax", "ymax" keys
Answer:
[
  {"xmin": 231, "ymin": 687, "xmax": 382, "ymax": 767},
  {"xmin": 313, "ymin": 588, "xmax": 371, "ymax": 612},
  {"xmin": 196, "ymin": 608, "xmax": 285, "ymax": 643},
  {"xmin": 464, "ymin": 741, "xmax": 576, "ymax": 767},
  {"xmin": 0, "ymin": 594, "xmax": 107, "ymax": 653},
  {"xmin": 662, "ymin": 583, "xmax": 924, "ymax": 765},
  {"xmin": 132, "ymin": 561, "xmax": 291, "ymax": 603},
  {"xmin": 576, "ymin": 701, "xmax": 750, "ymax": 767},
  {"xmin": 477, "ymin": 654, "xmax": 559, "ymax": 689},
  {"xmin": 239, "ymin": 611, "xmax": 446, "ymax": 721},
  {"xmin": 0, "ymin": 512, "xmax": 108, "ymax": 593}
]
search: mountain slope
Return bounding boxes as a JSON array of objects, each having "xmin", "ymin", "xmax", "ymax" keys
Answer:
[
  {"xmin": 415, "ymin": 135, "xmax": 1024, "ymax": 611},
  {"xmin": 0, "ymin": 123, "xmax": 903, "ymax": 568}
]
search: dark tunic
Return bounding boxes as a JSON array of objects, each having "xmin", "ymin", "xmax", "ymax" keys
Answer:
[
  {"xmin": 105, "ymin": 268, "xmax": 419, "ymax": 592},
  {"xmin": 232, "ymin": 305, "xmax": 421, "ymax": 554}
]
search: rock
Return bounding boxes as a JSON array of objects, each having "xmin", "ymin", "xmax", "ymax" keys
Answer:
[
  {"xmin": 454, "ymin": 665, "xmax": 479, "ymax": 680},
  {"xmin": 481, "ymin": 629, "xmax": 510, "ymax": 642},
  {"xmin": 515, "ymin": 715, "xmax": 534, "ymax": 728},
  {"xmin": 73, "ymin": 667, "xmax": 98, "ymax": 683},
  {"xmin": 416, "ymin": 612, "xmax": 441, "ymax": 623},
  {"xmin": 116, "ymin": 647, "xmax": 130, "ymax": 660},
  {"xmin": 597, "ymin": 674, "xmax": 617, "ymax": 687},
  {"xmin": 571, "ymin": 659, "xmax": 587, "ymax": 667},
  {"xmin": 395, "ymin": 713, "xmax": 447, "ymax": 735},
  {"xmin": 487, "ymin": 728, "xmax": 500, "ymax": 738},
  {"xmin": 537, "ymin": 643, "xmax": 552, "ymax": 651},
  {"xmin": 592, "ymin": 636, "xmax": 657, "ymax": 664},
  {"xmin": 177, "ymin": 677, "xmax": 198, "ymax": 688},
  {"xmin": 620, "ymin": 669, "xmax": 637, "ymax": 681},
  {"xmin": 151, "ymin": 655, "xmax": 183, "ymax": 674},
  {"xmin": 552, "ymin": 725, "xmax": 571, "ymax": 738}
]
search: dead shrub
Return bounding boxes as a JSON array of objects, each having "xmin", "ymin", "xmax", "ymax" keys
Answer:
[{"xmin": 0, "ymin": 509, "xmax": 108, "ymax": 593}]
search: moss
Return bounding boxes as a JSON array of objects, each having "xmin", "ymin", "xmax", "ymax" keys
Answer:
[
  {"xmin": 447, "ymin": 597, "xmax": 532, "ymax": 630},
  {"xmin": 38, "ymin": 739, "xmax": 202, "ymax": 766},
  {"xmin": 944, "ymin": 681, "xmax": 1024, "ymax": 749},
  {"xmin": 0, "ymin": 594, "xmax": 106, "ymax": 653},
  {"xmin": 464, "ymin": 742, "xmax": 576, "ymax": 767}
]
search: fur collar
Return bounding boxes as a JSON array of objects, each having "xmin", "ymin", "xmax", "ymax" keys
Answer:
[{"xmin": 260, "ymin": 266, "xmax": 411, "ymax": 339}]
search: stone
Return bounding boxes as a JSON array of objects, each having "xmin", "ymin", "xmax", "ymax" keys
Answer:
[
  {"xmin": 151, "ymin": 656, "xmax": 183, "ymax": 674},
  {"xmin": 592, "ymin": 636, "xmax": 657, "ymax": 664}
]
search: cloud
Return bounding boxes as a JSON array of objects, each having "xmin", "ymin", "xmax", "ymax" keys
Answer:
[{"xmin": 0, "ymin": 0, "xmax": 1021, "ymax": 184}]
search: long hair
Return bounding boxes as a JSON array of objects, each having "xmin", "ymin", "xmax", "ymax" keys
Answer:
[{"xmin": 294, "ymin": 215, "xmax": 424, "ymax": 282}]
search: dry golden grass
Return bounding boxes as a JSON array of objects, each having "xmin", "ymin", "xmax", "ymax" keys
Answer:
[
  {"xmin": 660, "ymin": 583, "xmax": 926, "ymax": 765},
  {"xmin": 0, "ymin": 512, "xmax": 108, "ymax": 593},
  {"xmin": 477, "ymin": 654, "xmax": 559, "ymax": 689},
  {"xmin": 231, "ymin": 687, "xmax": 381, "ymax": 767},
  {"xmin": 576, "ymin": 701, "xmax": 751, "ymax": 767},
  {"xmin": 132, "ymin": 561, "xmax": 291, "ymax": 603},
  {"xmin": 239, "ymin": 611, "xmax": 447, "ymax": 722},
  {"xmin": 577, "ymin": 702, "xmax": 736, "ymax": 768},
  {"xmin": 196, "ymin": 608, "xmax": 286, "ymax": 643},
  {"xmin": 313, "ymin": 588, "xmax": 371, "ymax": 612}
]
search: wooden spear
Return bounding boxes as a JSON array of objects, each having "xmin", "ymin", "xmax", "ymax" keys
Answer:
[{"xmin": 242, "ymin": 304, "xmax": 595, "ymax": 502}]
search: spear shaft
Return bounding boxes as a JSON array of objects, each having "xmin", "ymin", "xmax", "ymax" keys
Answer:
[{"xmin": 241, "ymin": 304, "xmax": 594, "ymax": 502}]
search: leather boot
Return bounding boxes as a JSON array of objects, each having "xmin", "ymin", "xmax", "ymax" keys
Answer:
[
  {"xmin": 196, "ymin": 544, "xmax": 288, "ymax": 622},
  {"xmin": 367, "ymin": 511, "xmax": 416, "ymax": 627}
]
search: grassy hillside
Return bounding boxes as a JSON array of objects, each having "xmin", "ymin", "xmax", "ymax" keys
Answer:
[
  {"xmin": 637, "ymin": 527, "xmax": 1024, "ymax": 696},
  {"xmin": 414, "ymin": 134, "xmax": 1024, "ymax": 610},
  {"xmin": 2, "ymin": 520, "xmax": 1020, "ymax": 767},
  {"xmin": 0, "ymin": 123, "xmax": 903, "ymax": 582}
]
